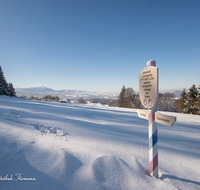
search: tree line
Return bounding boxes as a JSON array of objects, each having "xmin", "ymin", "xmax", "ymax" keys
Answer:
[
  {"xmin": 25, "ymin": 95, "xmax": 60, "ymax": 102},
  {"xmin": 1, "ymin": 65, "xmax": 199, "ymax": 114},
  {"xmin": 110, "ymin": 85, "xmax": 200, "ymax": 115},
  {"xmin": 175, "ymin": 84, "xmax": 200, "ymax": 115},
  {"xmin": 0, "ymin": 66, "xmax": 16, "ymax": 97}
]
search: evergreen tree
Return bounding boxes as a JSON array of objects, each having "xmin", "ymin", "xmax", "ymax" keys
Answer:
[
  {"xmin": 175, "ymin": 85, "xmax": 200, "ymax": 115},
  {"xmin": 198, "ymin": 84, "xmax": 200, "ymax": 114},
  {"xmin": 187, "ymin": 85, "xmax": 199, "ymax": 114},
  {"xmin": 0, "ymin": 66, "xmax": 10, "ymax": 96},
  {"xmin": 118, "ymin": 85, "xmax": 126, "ymax": 107},
  {"xmin": 8, "ymin": 83, "xmax": 16, "ymax": 97},
  {"xmin": 124, "ymin": 88, "xmax": 134, "ymax": 108},
  {"xmin": 118, "ymin": 86, "xmax": 143, "ymax": 108},
  {"xmin": 175, "ymin": 89, "xmax": 188, "ymax": 113}
]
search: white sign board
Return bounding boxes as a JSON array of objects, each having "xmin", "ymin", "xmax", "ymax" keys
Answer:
[
  {"xmin": 137, "ymin": 110, "xmax": 150, "ymax": 120},
  {"xmin": 155, "ymin": 113, "xmax": 176, "ymax": 127},
  {"xmin": 139, "ymin": 67, "xmax": 158, "ymax": 109}
]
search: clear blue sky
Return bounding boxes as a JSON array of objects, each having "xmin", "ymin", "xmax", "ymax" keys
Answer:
[{"xmin": 0, "ymin": 0, "xmax": 199, "ymax": 93}]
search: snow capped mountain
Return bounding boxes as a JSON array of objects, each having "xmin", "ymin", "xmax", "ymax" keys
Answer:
[
  {"xmin": 15, "ymin": 86, "xmax": 119, "ymax": 100},
  {"xmin": 38, "ymin": 86, "xmax": 53, "ymax": 89}
]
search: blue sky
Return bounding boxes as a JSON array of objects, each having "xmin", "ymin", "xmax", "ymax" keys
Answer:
[{"xmin": 0, "ymin": 0, "xmax": 199, "ymax": 93}]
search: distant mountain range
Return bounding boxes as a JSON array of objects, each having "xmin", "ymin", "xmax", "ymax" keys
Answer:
[
  {"xmin": 15, "ymin": 86, "xmax": 119, "ymax": 100},
  {"xmin": 15, "ymin": 86, "xmax": 182, "ymax": 100},
  {"xmin": 169, "ymin": 90, "xmax": 182, "ymax": 98}
]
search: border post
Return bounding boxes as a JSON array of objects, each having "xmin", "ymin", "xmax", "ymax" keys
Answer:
[
  {"xmin": 137, "ymin": 60, "xmax": 176, "ymax": 178},
  {"xmin": 147, "ymin": 60, "xmax": 158, "ymax": 178}
]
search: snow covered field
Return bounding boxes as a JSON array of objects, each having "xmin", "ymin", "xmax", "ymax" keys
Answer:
[{"xmin": 0, "ymin": 96, "xmax": 200, "ymax": 190}]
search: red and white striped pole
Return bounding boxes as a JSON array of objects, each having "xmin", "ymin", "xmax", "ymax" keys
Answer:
[{"xmin": 147, "ymin": 60, "xmax": 158, "ymax": 178}]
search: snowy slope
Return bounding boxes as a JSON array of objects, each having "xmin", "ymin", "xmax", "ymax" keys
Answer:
[{"xmin": 0, "ymin": 96, "xmax": 199, "ymax": 190}]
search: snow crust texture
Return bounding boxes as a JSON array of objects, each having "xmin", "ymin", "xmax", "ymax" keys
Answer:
[{"xmin": 0, "ymin": 96, "xmax": 200, "ymax": 190}]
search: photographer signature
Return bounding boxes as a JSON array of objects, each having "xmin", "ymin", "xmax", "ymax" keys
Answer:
[{"xmin": 0, "ymin": 173, "xmax": 35, "ymax": 181}]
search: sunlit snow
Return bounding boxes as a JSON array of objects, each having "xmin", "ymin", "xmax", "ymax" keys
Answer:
[{"xmin": 0, "ymin": 96, "xmax": 199, "ymax": 190}]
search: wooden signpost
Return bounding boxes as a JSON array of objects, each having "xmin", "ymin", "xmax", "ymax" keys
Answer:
[{"xmin": 137, "ymin": 60, "xmax": 177, "ymax": 178}]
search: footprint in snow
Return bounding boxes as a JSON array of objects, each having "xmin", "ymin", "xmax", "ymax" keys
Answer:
[{"xmin": 33, "ymin": 124, "xmax": 69, "ymax": 137}]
